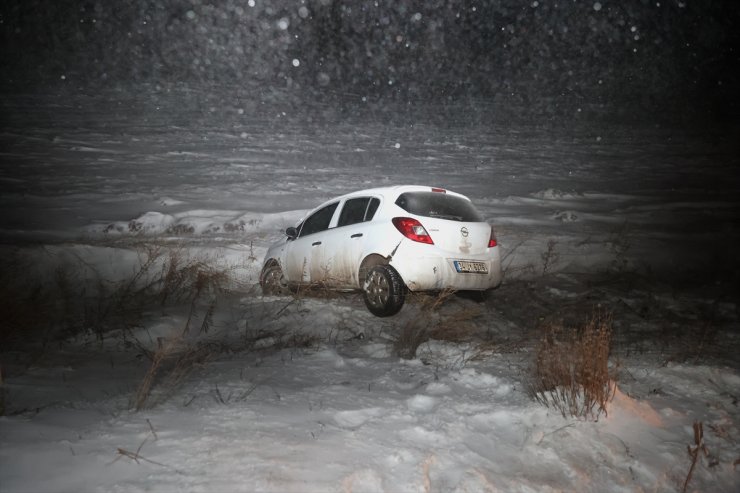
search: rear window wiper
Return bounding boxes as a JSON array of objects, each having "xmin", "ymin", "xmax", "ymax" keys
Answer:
[{"xmin": 429, "ymin": 213, "xmax": 463, "ymax": 221}]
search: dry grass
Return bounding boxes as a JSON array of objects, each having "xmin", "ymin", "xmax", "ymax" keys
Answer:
[
  {"xmin": 292, "ymin": 280, "xmax": 343, "ymax": 300},
  {"xmin": 134, "ymin": 336, "xmax": 182, "ymax": 410},
  {"xmin": 157, "ymin": 247, "xmax": 230, "ymax": 305},
  {"xmin": 0, "ymin": 254, "xmax": 61, "ymax": 348},
  {"xmin": 1, "ymin": 245, "xmax": 234, "ymax": 350},
  {"xmin": 2, "ymin": 246, "xmax": 237, "ymax": 411},
  {"xmin": 425, "ymin": 289, "xmax": 485, "ymax": 344},
  {"xmin": 528, "ymin": 311, "xmax": 616, "ymax": 420},
  {"xmin": 393, "ymin": 319, "xmax": 430, "ymax": 359},
  {"xmin": 275, "ymin": 258, "xmax": 341, "ymax": 300},
  {"xmin": 276, "ymin": 331, "xmax": 321, "ymax": 350},
  {"xmin": 392, "ymin": 290, "xmax": 450, "ymax": 359},
  {"xmin": 112, "ymin": 425, "xmax": 175, "ymax": 470},
  {"xmin": 421, "ymin": 287, "xmax": 459, "ymax": 310},
  {"xmin": 467, "ymin": 337, "xmax": 530, "ymax": 361},
  {"xmin": 133, "ymin": 333, "xmax": 220, "ymax": 410},
  {"xmin": 427, "ymin": 304, "xmax": 483, "ymax": 343},
  {"xmin": 661, "ymin": 297, "xmax": 723, "ymax": 366},
  {"xmin": 682, "ymin": 421, "xmax": 709, "ymax": 493},
  {"xmin": 393, "ymin": 289, "xmax": 483, "ymax": 358},
  {"xmin": 126, "ymin": 248, "xmax": 236, "ymax": 410},
  {"xmin": 540, "ymin": 238, "xmax": 560, "ymax": 275},
  {"xmin": 608, "ymin": 221, "xmax": 633, "ymax": 273}
]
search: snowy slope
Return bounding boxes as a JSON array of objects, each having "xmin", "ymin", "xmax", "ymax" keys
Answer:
[{"xmin": 1, "ymin": 90, "xmax": 738, "ymax": 492}]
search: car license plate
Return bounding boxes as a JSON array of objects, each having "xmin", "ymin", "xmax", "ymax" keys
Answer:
[{"xmin": 454, "ymin": 260, "xmax": 488, "ymax": 274}]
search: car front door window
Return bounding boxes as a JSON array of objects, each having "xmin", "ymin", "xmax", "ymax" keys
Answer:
[{"xmin": 299, "ymin": 202, "xmax": 338, "ymax": 237}]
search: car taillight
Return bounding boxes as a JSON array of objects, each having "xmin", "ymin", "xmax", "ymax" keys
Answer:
[
  {"xmin": 392, "ymin": 217, "xmax": 434, "ymax": 244},
  {"xmin": 488, "ymin": 226, "xmax": 498, "ymax": 248},
  {"xmin": 431, "ymin": 187, "xmax": 446, "ymax": 193}
]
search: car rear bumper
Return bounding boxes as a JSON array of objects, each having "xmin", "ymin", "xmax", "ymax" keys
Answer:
[{"xmin": 390, "ymin": 247, "xmax": 502, "ymax": 292}]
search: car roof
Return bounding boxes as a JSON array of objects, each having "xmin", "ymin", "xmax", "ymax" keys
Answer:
[
  {"xmin": 334, "ymin": 185, "xmax": 469, "ymax": 202},
  {"xmin": 296, "ymin": 185, "xmax": 471, "ymax": 222}
]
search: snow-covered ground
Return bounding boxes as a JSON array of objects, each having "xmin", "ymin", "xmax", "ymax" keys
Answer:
[{"xmin": 1, "ymin": 88, "xmax": 738, "ymax": 492}]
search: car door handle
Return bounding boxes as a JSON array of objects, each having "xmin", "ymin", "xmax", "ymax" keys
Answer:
[
  {"xmin": 312, "ymin": 241, "xmax": 322, "ymax": 246},
  {"xmin": 350, "ymin": 233, "xmax": 363, "ymax": 238}
]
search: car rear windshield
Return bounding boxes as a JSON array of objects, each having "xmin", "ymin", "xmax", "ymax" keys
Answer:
[{"xmin": 395, "ymin": 192, "xmax": 483, "ymax": 222}]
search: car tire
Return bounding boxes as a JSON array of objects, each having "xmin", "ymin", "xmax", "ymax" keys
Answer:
[
  {"xmin": 362, "ymin": 265, "xmax": 406, "ymax": 317},
  {"xmin": 261, "ymin": 263, "xmax": 289, "ymax": 296}
]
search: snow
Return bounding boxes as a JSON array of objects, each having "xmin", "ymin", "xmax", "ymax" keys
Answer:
[{"xmin": 1, "ymin": 89, "xmax": 739, "ymax": 492}]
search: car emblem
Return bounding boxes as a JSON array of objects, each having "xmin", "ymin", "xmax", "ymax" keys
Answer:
[{"xmin": 460, "ymin": 227, "xmax": 469, "ymax": 237}]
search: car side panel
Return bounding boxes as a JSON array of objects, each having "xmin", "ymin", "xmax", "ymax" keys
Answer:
[
  {"xmin": 310, "ymin": 225, "xmax": 365, "ymax": 287},
  {"xmin": 282, "ymin": 235, "xmax": 313, "ymax": 283}
]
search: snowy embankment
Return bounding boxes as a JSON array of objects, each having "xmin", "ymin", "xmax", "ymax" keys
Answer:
[
  {"xmin": 1, "ymin": 90, "xmax": 738, "ymax": 492},
  {"xmin": 4, "ymin": 337, "xmax": 740, "ymax": 492}
]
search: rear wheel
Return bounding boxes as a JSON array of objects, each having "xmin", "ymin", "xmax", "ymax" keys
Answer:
[
  {"xmin": 261, "ymin": 264, "xmax": 289, "ymax": 296},
  {"xmin": 363, "ymin": 265, "xmax": 406, "ymax": 317}
]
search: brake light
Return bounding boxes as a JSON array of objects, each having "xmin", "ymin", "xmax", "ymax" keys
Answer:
[
  {"xmin": 392, "ymin": 217, "xmax": 434, "ymax": 244},
  {"xmin": 431, "ymin": 187, "xmax": 446, "ymax": 193},
  {"xmin": 488, "ymin": 226, "xmax": 498, "ymax": 248}
]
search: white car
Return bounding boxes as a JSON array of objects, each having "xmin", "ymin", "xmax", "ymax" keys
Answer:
[{"xmin": 260, "ymin": 185, "xmax": 502, "ymax": 316}]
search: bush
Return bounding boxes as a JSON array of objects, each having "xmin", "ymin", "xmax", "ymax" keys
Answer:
[{"xmin": 528, "ymin": 312, "xmax": 616, "ymax": 420}]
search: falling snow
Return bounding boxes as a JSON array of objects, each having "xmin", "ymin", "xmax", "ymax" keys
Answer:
[{"xmin": 1, "ymin": 1, "xmax": 738, "ymax": 491}]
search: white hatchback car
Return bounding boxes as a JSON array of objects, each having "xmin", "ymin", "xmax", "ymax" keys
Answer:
[{"xmin": 260, "ymin": 185, "xmax": 502, "ymax": 316}]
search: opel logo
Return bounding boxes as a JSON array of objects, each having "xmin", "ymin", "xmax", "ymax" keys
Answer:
[{"xmin": 460, "ymin": 227, "xmax": 469, "ymax": 237}]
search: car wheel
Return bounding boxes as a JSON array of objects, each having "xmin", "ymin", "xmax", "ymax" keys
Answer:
[
  {"xmin": 363, "ymin": 265, "xmax": 406, "ymax": 317},
  {"xmin": 261, "ymin": 264, "xmax": 289, "ymax": 296}
]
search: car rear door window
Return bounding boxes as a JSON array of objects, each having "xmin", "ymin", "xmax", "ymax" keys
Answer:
[
  {"xmin": 365, "ymin": 197, "xmax": 380, "ymax": 221},
  {"xmin": 395, "ymin": 192, "xmax": 483, "ymax": 222},
  {"xmin": 337, "ymin": 197, "xmax": 381, "ymax": 227},
  {"xmin": 299, "ymin": 202, "xmax": 338, "ymax": 237}
]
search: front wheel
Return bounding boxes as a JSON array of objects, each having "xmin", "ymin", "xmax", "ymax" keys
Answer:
[
  {"xmin": 261, "ymin": 263, "xmax": 289, "ymax": 296},
  {"xmin": 362, "ymin": 265, "xmax": 406, "ymax": 317}
]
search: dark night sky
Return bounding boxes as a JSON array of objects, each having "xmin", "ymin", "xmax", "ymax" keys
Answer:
[{"xmin": 1, "ymin": 1, "xmax": 738, "ymax": 119}]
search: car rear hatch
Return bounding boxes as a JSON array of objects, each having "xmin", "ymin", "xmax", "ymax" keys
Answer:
[
  {"xmin": 394, "ymin": 189, "xmax": 493, "ymax": 256},
  {"xmin": 422, "ymin": 217, "xmax": 491, "ymax": 256}
]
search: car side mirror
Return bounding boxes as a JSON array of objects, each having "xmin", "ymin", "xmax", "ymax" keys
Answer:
[{"xmin": 286, "ymin": 226, "xmax": 298, "ymax": 240}]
